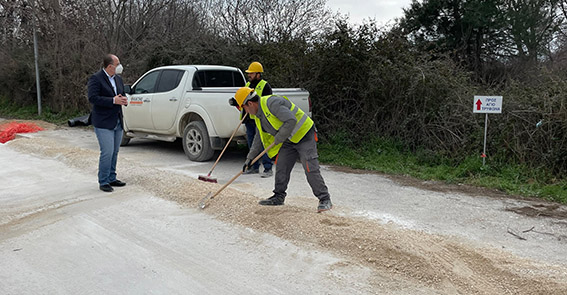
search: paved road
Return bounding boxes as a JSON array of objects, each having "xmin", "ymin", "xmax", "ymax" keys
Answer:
[
  {"xmin": 0, "ymin": 142, "xmax": 373, "ymax": 294},
  {"xmin": 49, "ymin": 127, "xmax": 567, "ymax": 266}
]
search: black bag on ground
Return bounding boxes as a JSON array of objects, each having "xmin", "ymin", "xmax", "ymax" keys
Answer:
[{"xmin": 67, "ymin": 113, "xmax": 91, "ymax": 127}]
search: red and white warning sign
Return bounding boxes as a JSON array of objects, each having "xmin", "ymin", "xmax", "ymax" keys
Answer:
[{"xmin": 473, "ymin": 96, "xmax": 502, "ymax": 113}]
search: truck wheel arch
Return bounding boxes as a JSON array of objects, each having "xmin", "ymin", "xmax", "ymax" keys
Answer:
[{"xmin": 178, "ymin": 108, "xmax": 216, "ymax": 137}]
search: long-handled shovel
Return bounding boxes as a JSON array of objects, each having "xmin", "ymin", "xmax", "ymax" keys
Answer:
[
  {"xmin": 199, "ymin": 142, "xmax": 276, "ymax": 209},
  {"xmin": 198, "ymin": 113, "xmax": 248, "ymax": 183}
]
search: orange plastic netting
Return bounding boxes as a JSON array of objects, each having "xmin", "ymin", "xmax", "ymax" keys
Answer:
[{"xmin": 0, "ymin": 122, "xmax": 44, "ymax": 143}]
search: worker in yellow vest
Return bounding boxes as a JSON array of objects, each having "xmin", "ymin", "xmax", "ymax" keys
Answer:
[
  {"xmin": 231, "ymin": 87, "xmax": 332, "ymax": 212},
  {"xmin": 243, "ymin": 62, "xmax": 273, "ymax": 178}
]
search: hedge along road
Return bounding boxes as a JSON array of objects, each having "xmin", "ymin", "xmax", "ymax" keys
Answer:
[{"xmin": 1, "ymin": 121, "xmax": 567, "ymax": 294}]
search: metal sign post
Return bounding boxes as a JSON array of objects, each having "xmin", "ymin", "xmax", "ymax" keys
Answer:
[
  {"xmin": 33, "ymin": 4, "xmax": 42, "ymax": 116},
  {"xmin": 473, "ymin": 96, "xmax": 503, "ymax": 165}
]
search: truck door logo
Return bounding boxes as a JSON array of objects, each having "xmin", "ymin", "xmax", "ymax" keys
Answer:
[{"xmin": 130, "ymin": 97, "xmax": 143, "ymax": 105}]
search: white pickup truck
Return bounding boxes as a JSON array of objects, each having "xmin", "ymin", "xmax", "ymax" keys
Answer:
[{"xmin": 121, "ymin": 65, "xmax": 311, "ymax": 161}]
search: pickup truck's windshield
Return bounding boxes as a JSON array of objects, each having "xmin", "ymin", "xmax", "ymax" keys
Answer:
[{"xmin": 193, "ymin": 70, "xmax": 245, "ymax": 88}]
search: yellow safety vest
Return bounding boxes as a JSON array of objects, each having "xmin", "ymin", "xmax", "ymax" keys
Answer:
[
  {"xmin": 246, "ymin": 80, "xmax": 267, "ymax": 96},
  {"xmin": 254, "ymin": 95, "xmax": 314, "ymax": 158},
  {"xmin": 242, "ymin": 80, "xmax": 268, "ymax": 120}
]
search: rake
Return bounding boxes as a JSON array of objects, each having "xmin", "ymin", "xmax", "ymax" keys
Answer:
[
  {"xmin": 198, "ymin": 113, "xmax": 248, "ymax": 183},
  {"xmin": 199, "ymin": 142, "xmax": 276, "ymax": 209}
]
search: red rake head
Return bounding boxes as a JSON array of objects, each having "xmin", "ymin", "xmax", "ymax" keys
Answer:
[{"xmin": 198, "ymin": 175, "xmax": 217, "ymax": 183}]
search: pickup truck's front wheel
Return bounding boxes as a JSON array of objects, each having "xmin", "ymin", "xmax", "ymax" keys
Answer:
[
  {"xmin": 120, "ymin": 130, "xmax": 131, "ymax": 146},
  {"xmin": 183, "ymin": 121, "xmax": 214, "ymax": 162}
]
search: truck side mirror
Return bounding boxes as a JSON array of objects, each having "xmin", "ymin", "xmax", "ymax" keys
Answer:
[{"xmin": 124, "ymin": 85, "xmax": 132, "ymax": 94}]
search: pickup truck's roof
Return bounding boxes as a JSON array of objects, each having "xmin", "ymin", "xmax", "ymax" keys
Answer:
[{"xmin": 150, "ymin": 65, "xmax": 240, "ymax": 71}]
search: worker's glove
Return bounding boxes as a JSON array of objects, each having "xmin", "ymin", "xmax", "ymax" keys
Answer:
[{"xmin": 242, "ymin": 159, "xmax": 252, "ymax": 172}]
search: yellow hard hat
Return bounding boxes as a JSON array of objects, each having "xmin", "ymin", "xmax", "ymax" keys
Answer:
[
  {"xmin": 245, "ymin": 61, "xmax": 264, "ymax": 73},
  {"xmin": 234, "ymin": 87, "xmax": 256, "ymax": 107}
]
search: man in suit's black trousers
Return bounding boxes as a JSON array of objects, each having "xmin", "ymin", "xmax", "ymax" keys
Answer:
[{"xmin": 87, "ymin": 54, "xmax": 128, "ymax": 192}]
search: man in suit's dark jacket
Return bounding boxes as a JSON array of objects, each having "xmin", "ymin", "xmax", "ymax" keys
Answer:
[
  {"xmin": 88, "ymin": 69, "xmax": 125, "ymax": 129},
  {"xmin": 88, "ymin": 54, "xmax": 128, "ymax": 192}
]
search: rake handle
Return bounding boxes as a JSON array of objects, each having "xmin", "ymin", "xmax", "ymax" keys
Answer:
[
  {"xmin": 209, "ymin": 142, "xmax": 276, "ymax": 200},
  {"xmin": 207, "ymin": 113, "xmax": 248, "ymax": 176}
]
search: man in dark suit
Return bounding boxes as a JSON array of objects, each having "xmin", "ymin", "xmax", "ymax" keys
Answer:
[{"xmin": 88, "ymin": 54, "xmax": 128, "ymax": 192}]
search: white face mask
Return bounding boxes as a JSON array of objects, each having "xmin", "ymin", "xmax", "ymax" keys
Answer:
[{"xmin": 115, "ymin": 64, "xmax": 123, "ymax": 75}]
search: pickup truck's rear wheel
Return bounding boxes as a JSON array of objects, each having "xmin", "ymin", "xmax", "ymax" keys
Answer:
[{"xmin": 183, "ymin": 121, "xmax": 214, "ymax": 162}]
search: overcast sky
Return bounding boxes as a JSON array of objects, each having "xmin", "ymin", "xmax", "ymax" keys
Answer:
[{"xmin": 326, "ymin": 0, "xmax": 414, "ymax": 26}]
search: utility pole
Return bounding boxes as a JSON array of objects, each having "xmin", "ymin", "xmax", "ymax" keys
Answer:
[{"xmin": 32, "ymin": 2, "xmax": 42, "ymax": 116}]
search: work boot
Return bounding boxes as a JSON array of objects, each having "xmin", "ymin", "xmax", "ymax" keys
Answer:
[
  {"xmin": 258, "ymin": 195, "xmax": 284, "ymax": 206},
  {"xmin": 317, "ymin": 199, "xmax": 333, "ymax": 212},
  {"xmin": 260, "ymin": 169, "xmax": 273, "ymax": 178},
  {"xmin": 243, "ymin": 167, "xmax": 259, "ymax": 174}
]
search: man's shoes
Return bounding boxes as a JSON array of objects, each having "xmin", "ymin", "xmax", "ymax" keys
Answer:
[
  {"xmin": 258, "ymin": 195, "xmax": 284, "ymax": 206},
  {"xmin": 317, "ymin": 199, "xmax": 333, "ymax": 212},
  {"xmin": 109, "ymin": 180, "xmax": 126, "ymax": 187},
  {"xmin": 260, "ymin": 169, "xmax": 273, "ymax": 178},
  {"xmin": 99, "ymin": 184, "xmax": 114, "ymax": 192},
  {"xmin": 243, "ymin": 168, "xmax": 259, "ymax": 175}
]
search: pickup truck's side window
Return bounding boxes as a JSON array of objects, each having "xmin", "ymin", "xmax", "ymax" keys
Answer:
[
  {"xmin": 193, "ymin": 70, "xmax": 245, "ymax": 88},
  {"xmin": 232, "ymin": 71, "xmax": 245, "ymax": 86},
  {"xmin": 156, "ymin": 70, "xmax": 184, "ymax": 93},
  {"xmin": 134, "ymin": 71, "xmax": 160, "ymax": 94}
]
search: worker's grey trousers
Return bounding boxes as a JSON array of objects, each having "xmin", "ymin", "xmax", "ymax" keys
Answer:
[{"xmin": 273, "ymin": 127, "xmax": 331, "ymax": 201}]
